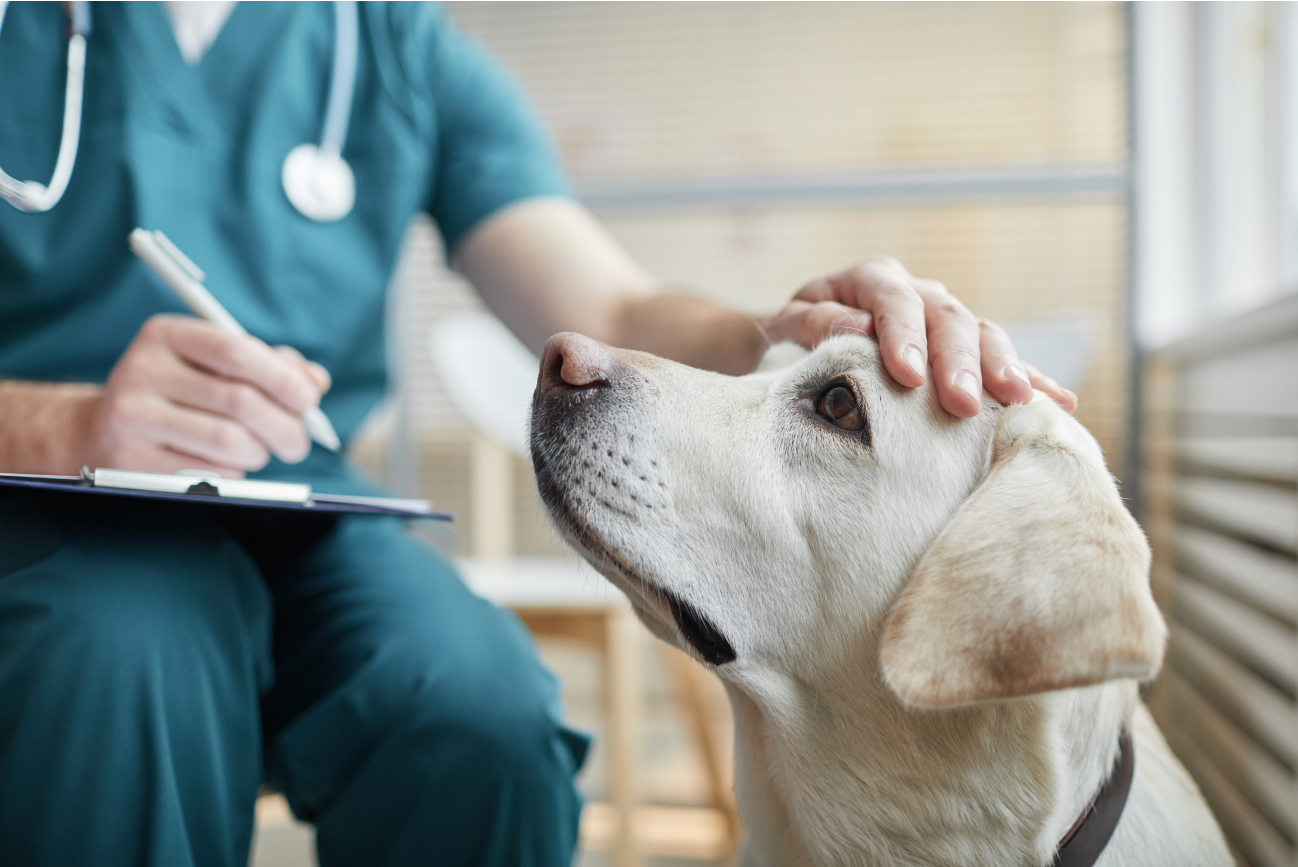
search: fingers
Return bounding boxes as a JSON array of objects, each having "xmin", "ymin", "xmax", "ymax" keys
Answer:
[
  {"xmin": 274, "ymin": 345, "xmax": 332, "ymax": 393},
  {"xmin": 977, "ymin": 318, "xmax": 1034, "ymax": 408},
  {"xmin": 1023, "ymin": 361, "xmax": 1078, "ymax": 414},
  {"xmin": 146, "ymin": 396, "xmax": 275, "ymax": 469},
  {"xmin": 150, "ymin": 451, "xmax": 247, "ymax": 478},
  {"xmin": 790, "ymin": 260, "xmax": 1073, "ymax": 417},
  {"xmin": 857, "ymin": 271, "xmax": 928, "ymax": 390},
  {"xmin": 837, "ymin": 262, "xmax": 983, "ymax": 415},
  {"xmin": 90, "ymin": 432, "xmax": 247, "ymax": 478},
  {"xmin": 158, "ymin": 363, "xmax": 311, "ymax": 463},
  {"xmin": 96, "ymin": 388, "xmax": 271, "ymax": 472},
  {"xmin": 96, "ymin": 316, "xmax": 326, "ymax": 472},
  {"xmin": 148, "ymin": 317, "xmax": 324, "ymax": 414},
  {"xmin": 914, "ymin": 284, "xmax": 983, "ymax": 417},
  {"xmin": 764, "ymin": 300, "xmax": 874, "ymax": 349},
  {"xmin": 793, "ymin": 260, "xmax": 929, "ymax": 388}
]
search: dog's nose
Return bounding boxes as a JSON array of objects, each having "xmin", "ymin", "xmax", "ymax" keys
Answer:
[{"xmin": 539, "ymin": 332, "xmax": 614, "ymax": 394}]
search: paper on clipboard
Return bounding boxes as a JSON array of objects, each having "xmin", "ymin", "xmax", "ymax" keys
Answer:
[{"xmin": 92, "ymin": 468, "xmax": 312, "ymax": 502}]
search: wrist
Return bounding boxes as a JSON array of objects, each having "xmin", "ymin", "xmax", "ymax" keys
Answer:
[{"xmin": 0, "ymin": 381, "xmax": 102, "ymax": 474}]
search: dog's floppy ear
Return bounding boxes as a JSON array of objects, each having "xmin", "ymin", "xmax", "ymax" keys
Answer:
[{"xmin": 881, "ymin": 395, "xmax": 1165, "ymax": 708}]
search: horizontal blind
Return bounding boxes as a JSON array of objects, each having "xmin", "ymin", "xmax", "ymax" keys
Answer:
[
  {"xmin": 1147, "ymin": 294, "xmax": 1298, "ymax": 867},
  {"xmin": 449, "ymin": 1, "xmax": 1124, "ymax": 178}
]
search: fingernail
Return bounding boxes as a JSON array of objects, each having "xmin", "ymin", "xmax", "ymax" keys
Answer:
[
  {"xmin": 295, "ymin": 385, "xmax": 318, "ymax": 410},
  {"xmin": 904, "ymin": 345, "xmax": 925, "ymax": 379},
  {"xmin": 956, "ymin": 370, "xmax": 981, "ymax": 402},
  {"xmin": 1003, "ymin": 364, "xmax": 1029, "ymax": 384}
]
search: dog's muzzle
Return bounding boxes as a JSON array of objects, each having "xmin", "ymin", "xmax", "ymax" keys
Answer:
[
  {"xmin": 529, "ymin": 333, "xmax": 738, "ymax": 667},
  {"xmin": 530, "ymin": 332, "xmax": 614, "ymax": 519}
]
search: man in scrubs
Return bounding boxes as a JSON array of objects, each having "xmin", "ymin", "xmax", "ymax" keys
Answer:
[{"xmin": 0, "ymin": 3, "xmax": 1074, "ymax": 866}]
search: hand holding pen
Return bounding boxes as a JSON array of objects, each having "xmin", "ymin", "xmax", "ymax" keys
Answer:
[
  {"xmin": 62, "ymin": 229, "xmax": 339, "ymax": 478},
  {"xmin": 130, "ymin": 230, "xmax": 340, "ymax": 451}
]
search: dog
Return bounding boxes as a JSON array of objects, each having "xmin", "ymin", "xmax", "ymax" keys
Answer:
[{"xmin": 529, "ymin": 331, "xmax": 1231, "ymax": 867}]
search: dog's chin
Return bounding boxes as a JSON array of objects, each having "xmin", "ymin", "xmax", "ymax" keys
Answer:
[{"xmin": 533, "ymin": 455, "xmax": 737, "ymax": 667}]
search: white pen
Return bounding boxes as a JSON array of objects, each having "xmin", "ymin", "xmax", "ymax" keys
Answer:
[{"xmin": 128, "ymin": 228, "xmax": 341, "ymax": 453}]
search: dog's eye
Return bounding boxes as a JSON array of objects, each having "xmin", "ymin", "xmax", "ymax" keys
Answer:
[{"xmin": 817, "ymin": 385, "xmax": 864, "ymax": 430}]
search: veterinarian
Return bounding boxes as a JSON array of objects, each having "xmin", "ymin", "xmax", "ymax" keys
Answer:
[{"xmin": 0, "ymin": 3, "xmax": 1075, "ymax": 866}]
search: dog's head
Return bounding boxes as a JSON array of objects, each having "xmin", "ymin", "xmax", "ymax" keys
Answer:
[{"xmin": 530, "ymin": 332, "xmax": 1165, "ymax": 708}]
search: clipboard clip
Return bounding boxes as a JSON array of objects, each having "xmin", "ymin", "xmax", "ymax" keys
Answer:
[{"xmin": 82, "ymin": 466, "xmax": 313, "ymax": 503}]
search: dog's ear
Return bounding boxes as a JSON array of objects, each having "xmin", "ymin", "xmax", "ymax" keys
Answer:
[{"xmin": 880, "ymin": 395, "xmax": 1166, "ymax": 708}]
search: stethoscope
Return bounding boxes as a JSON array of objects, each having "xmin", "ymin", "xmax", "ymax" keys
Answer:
[{"xmin": 0, "ymin": 0, "xmax": 358, "ymax": 222}]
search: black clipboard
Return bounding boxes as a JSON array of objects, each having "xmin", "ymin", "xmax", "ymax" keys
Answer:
[{"xmin": 0, "ymin": 472, "xmax": 454, "ymax": 520}]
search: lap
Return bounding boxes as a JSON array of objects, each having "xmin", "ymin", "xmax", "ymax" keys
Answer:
[
  {"xmin": 0, "ymin": 491, "xmax": 586, "ymax": 837},
  {"xmin": 0, "ymin": 492, "xmax": 547, "ymax": 733},
  {"xmin": 0, "ymin": 489, "xmax": 272, "ymax": 680},
  {"xmin": 224, "ymin": 511, "xmax": 586, "ymax": 820},
  {"xmin": 0, "ymin": 491, "xmax": 272, "ymax": 867}
]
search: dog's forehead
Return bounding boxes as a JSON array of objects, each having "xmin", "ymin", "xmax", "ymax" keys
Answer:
[{"xmin": 754, "ymin": 335, "xmax": 885, "ymax": 390}]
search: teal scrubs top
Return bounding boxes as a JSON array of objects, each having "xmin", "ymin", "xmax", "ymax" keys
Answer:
[{"xmin": 0, "ymin": 1, "xmax": 568, "ymax": 483}]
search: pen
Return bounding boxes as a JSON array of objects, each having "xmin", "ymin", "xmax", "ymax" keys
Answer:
[{"xmin": 128, "ymin": 228, "xmax": 342, "ymax": 453}]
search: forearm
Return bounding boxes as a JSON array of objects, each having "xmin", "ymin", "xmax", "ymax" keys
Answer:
[
  {"xmin": 0, "ymin": 380, "xmax": 98, "ymax": 474},
  {"xmin": 607, "ymin": 292, "xmax": 769, "ymax": 376},
  {"xmin": 458, "ymin": 200, "xmax": 770, "ymax": 374}
]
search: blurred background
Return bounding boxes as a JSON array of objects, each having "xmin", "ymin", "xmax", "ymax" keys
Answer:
[{"xmin": 254, "ymin": 3, "xmax": 1298, "ymax": 866}]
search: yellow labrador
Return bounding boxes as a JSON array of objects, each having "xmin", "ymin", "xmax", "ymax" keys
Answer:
[{"xmin": 529, "ymin": 332, "xmax": 1230, "ymax": 867}]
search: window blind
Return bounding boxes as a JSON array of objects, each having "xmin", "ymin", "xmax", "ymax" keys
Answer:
[{"xmin": 1146, "ymin": 295, "xmax": 1298, "ymax": 867}]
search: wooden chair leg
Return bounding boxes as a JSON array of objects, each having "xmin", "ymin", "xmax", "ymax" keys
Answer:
[
  {"xmin": 660, "ymin": 643, "xmax": 742, "ymax": 857},
  {"xmin": 605, "ymin": 605, "xmax": 641, "ymax": 867}
]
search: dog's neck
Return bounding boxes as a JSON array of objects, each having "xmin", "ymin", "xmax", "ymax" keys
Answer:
[{"xmin": 723, "ymin": 665, "xmax": 1137, "ymax": 867}]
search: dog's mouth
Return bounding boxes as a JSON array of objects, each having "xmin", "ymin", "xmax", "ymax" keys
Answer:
[
  {"xmin": 534, "ymin": 456, "xmax": 736, "ymax": 666},
  {"xmin": 666, "ymin": 592, "xmax": 736, "ymax": 666}
]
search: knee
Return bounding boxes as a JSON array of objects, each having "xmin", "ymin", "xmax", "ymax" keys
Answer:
[
  {"xmin": 438, "ymin": 666, "xmax": 566, "ymax": 774},
  {"xmin": 308, "ymin": 618, "xmax": 585, "ymax": 867},
  {"xmin": 398, "ymin": 606, "xmax": 583, "ymax": 782}
]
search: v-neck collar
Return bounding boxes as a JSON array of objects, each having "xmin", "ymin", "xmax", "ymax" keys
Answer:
[
  {"xmin": 161, "ymin": 0, "xmax": 240, "ymax": 66},
  {"xmin": 106, "ymin": 2, "xmax": 219, "ymax": 138},
  {"xmin": 109, "ymin": 2, "xmax": 299, "ymax": 142}
]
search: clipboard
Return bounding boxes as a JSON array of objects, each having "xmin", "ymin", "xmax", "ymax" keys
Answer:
[{"xmin": 0, "ymin": 468, "xmax": 453, "ymax": 520}]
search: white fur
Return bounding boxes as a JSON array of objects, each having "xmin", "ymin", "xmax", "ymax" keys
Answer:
[{"xmin": 530, "ymin": 335, "xmax": 1230, "ymax": 866}]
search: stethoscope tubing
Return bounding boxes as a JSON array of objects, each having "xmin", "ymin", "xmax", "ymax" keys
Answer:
[
  {"xmin": 321, "ymin": 0, "xmax": 357, "ymax": 158},
  {"xmin": 0, "ymin": 0, "xmax": 91, "ymax": 213},
  {"xmin": 0, "ymin": 1, "xmax": 356, "ymax": 219}
]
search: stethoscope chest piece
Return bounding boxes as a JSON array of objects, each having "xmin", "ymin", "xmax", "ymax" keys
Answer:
[
  {"xmin": 282, "ymin": 0, "xmax": 359, "ymax": 223},
  {"xmin": 282, "ymin": 144, "xmax": 355, "ymax": 222}
]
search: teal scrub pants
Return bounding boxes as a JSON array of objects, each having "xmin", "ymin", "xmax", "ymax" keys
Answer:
[{"xmin": 0, "ymin": 489, "xmax": 588, "ymax": 866}]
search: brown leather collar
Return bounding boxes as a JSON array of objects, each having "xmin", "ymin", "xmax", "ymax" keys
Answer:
[{"xmin": 1050, "ymin": 733, "xmax": 1135, "ymax": 867}]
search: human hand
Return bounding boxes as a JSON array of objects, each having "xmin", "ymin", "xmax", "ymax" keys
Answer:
[
  {"xmin": 77, "ymin": 314, "xmax": 331, "ymax": 476},
  {"xmin": 763, "ymin": 257, "xmax": 1077, "ymax": 418}
]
